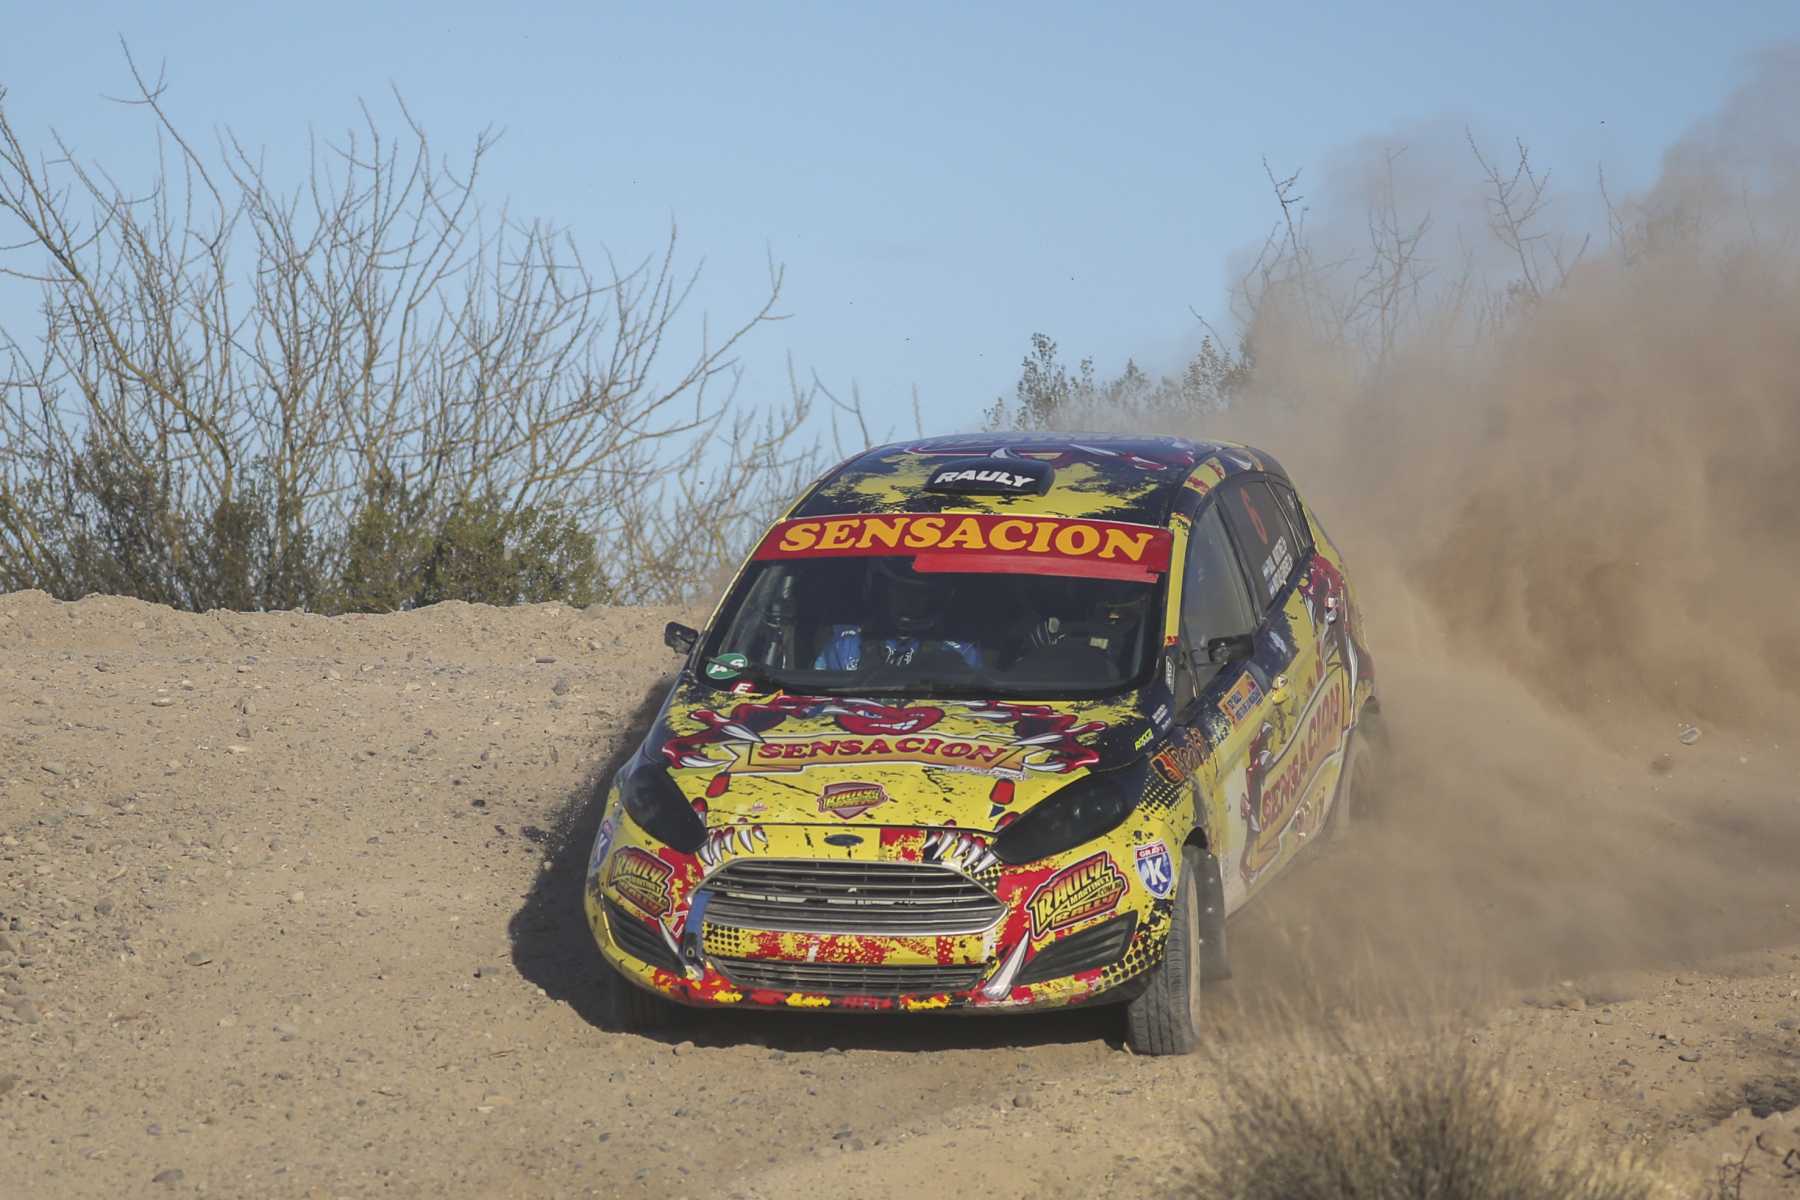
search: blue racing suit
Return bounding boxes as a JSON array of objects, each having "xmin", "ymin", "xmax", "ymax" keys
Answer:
[{"xmin": 813, "ymin": 626, "xmax": 981, "ymax": 671}]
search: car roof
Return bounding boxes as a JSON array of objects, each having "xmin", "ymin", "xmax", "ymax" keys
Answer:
[{"xmin": 789, "ymin": 432, "xmax": 1285, "ymax": 526}]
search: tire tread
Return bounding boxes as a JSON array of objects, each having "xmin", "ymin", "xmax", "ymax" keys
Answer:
[{"xmin": 1124, "ymin": 846, "xmax": 1209, "ymax": 1056}]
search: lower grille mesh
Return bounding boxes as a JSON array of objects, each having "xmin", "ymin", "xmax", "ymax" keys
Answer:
[
  {"xmin": 1015, "ymin": 912, "xmax": 1139, "ymax": 986},
  {"xmin": 712, "ymin": 955, "xmax": 984, "ymax": 997},
  {"xmin": 605, "ymin": 899, "xmax": 681, "ymax": 973}
]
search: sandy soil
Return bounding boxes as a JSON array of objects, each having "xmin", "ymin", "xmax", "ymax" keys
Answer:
[{"xmin": 2, "ymin": 589, "xmax": 1797, "ymax": 1198}]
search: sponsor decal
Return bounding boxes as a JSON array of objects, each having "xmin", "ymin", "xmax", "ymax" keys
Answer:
[
  {"xmin": 662, "ymin": 695, "xmax": 1103, "ymax": 791},
  {"xmin": 741, "ymin": 734, "xmax": 1030, "ymax": 776},
  {"xmin": 1135, "ymin": 842, "xmax": 1175, "ymax": 898},
  {"xmin": 751, "ymin": 513, "xmax": 1172, "ymax": 582},
  {"xmin": 1241, "ymin": 672, "xmax": 1350, "ymax": 885},
  {"xmin": 1151, "ymin": 729, "xmax": 1210, "ymax": 784},
  {"xmin": 819, "ymin": 780, "xmax": 889, "ymax": 818},
  {"xmin": 1261, "ymin": 535, "xmax": 1294, "ymax": 592},
  {"xmin": 608, "ymin": 847, "xmax": 675, "ymax": 918},
  {"xmin": 1133, "ymin": 727, "xmax": 1153, "ymax": 751},
  {"xmin": 1217, "ymin": 672, "xmax": 1264, "ymax": 725},
  {"xmin": 704, "ymin": 652, "xmax": 748, "ymax": 681},
  {"xmin": 1028, "ymin": 852, "xmax": 1128, "ymax": 939},
  {"xmin": 925, "ymin": 461, "xmax": 1052, "ymax": 495}
]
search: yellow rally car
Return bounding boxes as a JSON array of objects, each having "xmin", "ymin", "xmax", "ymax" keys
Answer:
[{"xmin": 584, "ymin": 433, "xmax": 1377, "ymax": 1053}]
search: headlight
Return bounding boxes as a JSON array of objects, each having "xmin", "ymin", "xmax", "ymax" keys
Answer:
[
  {"xmin": 618, "ymin": 757, "xmax": 706, "ymax": 853},
  {"xmin": 991, "ymin": 758, "xmax": 1149, "ymax": 865}
]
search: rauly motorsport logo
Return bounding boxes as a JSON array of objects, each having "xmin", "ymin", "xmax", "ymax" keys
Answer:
[
  {"xmin": 608, "ymin": 847, "xmax": 675, "ymax": 917},
  {"xmin": 1027, "ymin": 852, "xmax": 1127, "ymax": 938},
  {"xmin": 818, "ymin": 780, "xmax": 889, "ymax": 818},
  {"xmin": 926, "ymin": 460, "xmax": 1052, "ymax": 496}
]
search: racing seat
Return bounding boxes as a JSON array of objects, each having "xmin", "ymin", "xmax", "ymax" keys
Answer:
[{"xmin": 1007, "ymin": 637, "xmax": 1115, "ymax": 686}]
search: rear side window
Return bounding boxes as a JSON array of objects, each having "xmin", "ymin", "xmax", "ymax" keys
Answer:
[
  {"xmin": 1221, "ymin": 481, "xmax": 1297, "ymax": 611},
  {"xmin": 1181, "ymin": 504, "xmax": 1256, "ymax": 643},
  {"xmin": 1268, "ymin": 482, "xmax": 1314, "ymax": 559}
]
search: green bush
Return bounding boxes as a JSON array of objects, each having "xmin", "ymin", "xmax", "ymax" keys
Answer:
[
  {"xmin": 338, "ymin": 475, "xmax": 603, "ymax": 613},
  {"xmin": 413, "ymin": 496, "xmax": 603, "ymax": 610}
]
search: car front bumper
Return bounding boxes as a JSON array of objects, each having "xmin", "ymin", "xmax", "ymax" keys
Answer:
[{"xmin": 583, "ymin": 803, "xmax": 1181, "ymax": 1013}]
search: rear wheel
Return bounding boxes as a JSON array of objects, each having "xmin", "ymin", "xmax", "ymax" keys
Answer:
[
  {"xmin": 1125, "ymin": 845, "xmax": 1220, "ymax": 1055},
  {"xmin": 1328, "ymin": 706, "xmax": 1387, "ymax": 841}
]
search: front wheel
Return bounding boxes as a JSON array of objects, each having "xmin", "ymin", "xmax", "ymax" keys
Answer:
[
  {"xmin": 598, "ymin": 963, "xmax": 682, "ymax": 1033},
  {"xmin": 1125, "ymin": 845, "xmax": 1220, "ymax": 1055}
]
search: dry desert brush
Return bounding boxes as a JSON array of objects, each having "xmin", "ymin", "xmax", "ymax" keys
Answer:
[
  {"xmin": 0, "ymin": 50, "xmax": 869, "ymax": 612},
  {"xmin": 1184, "ymin": 1025, "xmax": 1673, "ymax": 1200}
]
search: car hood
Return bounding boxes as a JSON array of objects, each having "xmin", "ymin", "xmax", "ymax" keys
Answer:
[{"xmin": 651, "ymin": 679, "xmax": 1154, "ymax": 835}]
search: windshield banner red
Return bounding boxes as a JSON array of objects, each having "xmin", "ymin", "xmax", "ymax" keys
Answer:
[{"xmin": 751, "ymin": 513, "xmax": 1173, "ymax": 581}]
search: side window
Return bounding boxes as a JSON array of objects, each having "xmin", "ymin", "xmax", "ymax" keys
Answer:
[
  {"xmin": 1181, "ymin": 504, "xmax": 1257, "ymax": 645},
  {"xmin": 1269, "ymin": 482, "xmax": 1314, "ymax": 559},
  {"xmin": 1220, "ymin": 480, "xmax": 1297, "ymax": 611}
]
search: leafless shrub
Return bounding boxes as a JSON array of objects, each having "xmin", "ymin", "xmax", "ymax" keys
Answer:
[{"xmin": 0, "ymin": 48, "xmax": 885, "ymax": 611}]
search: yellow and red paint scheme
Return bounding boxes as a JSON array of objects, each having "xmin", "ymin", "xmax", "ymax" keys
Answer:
[
  {"xmin": 583, "ymin": 434, "xmax": 1376, "ymax": 1015},
  {"xmin": 585, "ymin": 758, "xmax": 1190, "ymax": 1011}
]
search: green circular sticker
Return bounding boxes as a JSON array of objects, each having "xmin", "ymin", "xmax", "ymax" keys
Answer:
[{"xmin": 704, "ymin": 652, "xmax": 748, "ymax": 681}]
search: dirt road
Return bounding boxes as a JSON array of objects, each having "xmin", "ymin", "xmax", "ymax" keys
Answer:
[{"xmin": 2, "ymin": 591, "xmax": 1796, "ymax": 1198}]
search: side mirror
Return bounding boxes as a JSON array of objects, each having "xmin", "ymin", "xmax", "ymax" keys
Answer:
[
  {"xmin": 1200, "ymin": 633, "xmax": 1255, "ymax": 666},
  {"xmin": 663, "ymin": 622, "xmax": 699, "ymax": 656}
]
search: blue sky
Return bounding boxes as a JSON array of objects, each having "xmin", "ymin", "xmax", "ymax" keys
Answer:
[{"xmin": 4, "ymin": 1, "xmax": 1797, "ymax": 435}]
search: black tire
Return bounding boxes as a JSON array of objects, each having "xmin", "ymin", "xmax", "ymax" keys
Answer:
[
  {"xmin": 598, "ymin": 963, "xmax": 682, "ymax": 1033},
  {"xmin": 1125, "ymin": 845, "xmax": 1217, "ymax": 1055},
  {"xmin": 1329, "ymin": 706, "xmax": 1387, "ymax": 841}
]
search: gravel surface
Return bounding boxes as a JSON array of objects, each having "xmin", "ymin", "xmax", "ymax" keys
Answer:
[{"xmin": 2, "ymin": 589, "xmax": 1796, "ymax": 1198}]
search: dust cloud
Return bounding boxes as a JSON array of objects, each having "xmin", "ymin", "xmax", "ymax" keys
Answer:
[{"xmin": 1198, "ymin": 46, "xmax": 1800, "ymax": 999}]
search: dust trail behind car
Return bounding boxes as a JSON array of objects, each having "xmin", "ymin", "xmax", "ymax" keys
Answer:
[{"xmin": 1155, "ymin": 47, "xmax": 1800, "ymax": 1003}]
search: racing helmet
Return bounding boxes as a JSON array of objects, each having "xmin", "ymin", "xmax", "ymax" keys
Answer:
[
  {"xmin": 868, "ymin": 557, "xmax": 950, "ymax": 635},
  {"xmin": 1087, "ymin": 577, "xmax": 1151, "ymax": 631}
]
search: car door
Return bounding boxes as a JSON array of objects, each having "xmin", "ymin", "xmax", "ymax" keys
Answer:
[
  {"xmin": 1213, "ymin": 478, "xmax": 1338, "ymax": 897},
  {"xmin": 1209, "ymin": 478, "xmax": 1339, "ymax": 899},
  {"xmin": 1265, "ymin": 478, "xmax": 1359, "ymax": 838},
  {"xmin": 1168, "ymin": 500, "xmax": 1270, "ymax": 916},
  {"xmin": 1270, "ymin": 478, "xmax": 1365, "ymax": 708}
]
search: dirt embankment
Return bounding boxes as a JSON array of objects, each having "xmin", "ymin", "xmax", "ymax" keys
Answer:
[{"xmin": 1, "ymin": 589, "xmax": 1796, "ymax": 1198}]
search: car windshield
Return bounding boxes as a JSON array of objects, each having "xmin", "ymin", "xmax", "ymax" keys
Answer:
[{"xmin": 700, "ymin": 555, "xmax": 1164, "ymax": 699}]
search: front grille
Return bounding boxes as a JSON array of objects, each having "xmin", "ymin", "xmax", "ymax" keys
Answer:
[
  {"xmin": 712, "ymin": 955, "xmax": 984, "ymax": 997},
  {"xmin": 702, "ymin": 859, "xmax": 1006, "ymax": 936},
  {"xmin": 1015, "ymin": 912, "xmax": 1139, "ymax": 986},
  {"xmin": 605, "ymin": 899, "xmax": 682, "ymax": 973}
]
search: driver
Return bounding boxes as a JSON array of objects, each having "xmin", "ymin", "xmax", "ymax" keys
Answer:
[
  {"xmin": 814, "ymin": 558, "xmax": 981, "ymax": 671},
  {"xmin": 1014, "ymin": 577, "xmax": 1149, "ymax": 667}
]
